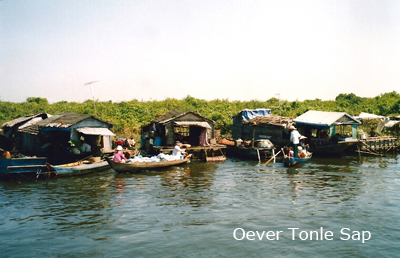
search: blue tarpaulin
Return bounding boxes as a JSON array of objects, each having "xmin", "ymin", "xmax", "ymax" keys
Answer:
[{"xmin": 241, "ymin": 109, "xmax": 271, "ymax": 121}]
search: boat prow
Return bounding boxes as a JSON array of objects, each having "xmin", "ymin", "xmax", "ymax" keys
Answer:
[{"xmin": 50, "ymin": 159, "xmax": 110, "ymax": 177}]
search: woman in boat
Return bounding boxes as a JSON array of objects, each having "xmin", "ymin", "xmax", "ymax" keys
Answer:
[
  {"xmin": 299, "ymin": 136, "xmax": 309, "ymax": 152},
  {"xmin": 113, "ymin": 145, "xmax": 127, "ymax": 163}
]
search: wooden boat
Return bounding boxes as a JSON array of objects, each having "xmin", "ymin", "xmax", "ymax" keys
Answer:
[
  {"xmin": 50, "ymin": 158, "xmax": 110, "ymax": 177},
  {"xmin": 308, "ymin": 140, "xmax": 355, "ymax": 156},
  {"xmin": 204, "ymin": 148, "xmax": 226, "ymax": 162},
  {"xmin": 283, "ymin": 154, "xmax": 312, "ymax": 167},
  {"xmin": 219, "ymin": 138, "xmax": 274, "ymax": 161},
  {"xmin": 0, "ymin": 157, "xmax": 48, "ymax": 179},
  {"xmin": 106, "ymin": 154, "xmax": 192, "ymax": 173}
]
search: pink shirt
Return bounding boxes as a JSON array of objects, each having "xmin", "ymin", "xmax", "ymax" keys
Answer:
[{"xmin": 113, "ymin": 151, "xmax": 127, "ymax": 162}]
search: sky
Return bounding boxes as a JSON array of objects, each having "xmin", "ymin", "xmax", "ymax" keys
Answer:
[{"xmin": 1, "ymin": 0, "xmax": 400, "ymax": 103}]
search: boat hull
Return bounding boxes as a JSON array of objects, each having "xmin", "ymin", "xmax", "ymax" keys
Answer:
[
  {"xmin": 225, "ymin": 145, "xmax": 274, "ymax": 161},
  {"xmin": 51, "ymin": 160, "xmax": 110, "ymax": 177},
  {"xmin": 283, "ymin": 156, "xmax": 311, "ymax": 167},
  {"xmin": 308, "ymin": 141, "xmax": 355, "ymax": 156},
  {"xmin": 0, "ymin": 157, "xmax": 48, "ymax": 179},
  {"xmin": 107, "ymin": 155, "xmax": 191, "ymax": 173}
]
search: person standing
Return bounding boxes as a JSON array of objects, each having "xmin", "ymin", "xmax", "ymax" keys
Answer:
[{"xmin": 289, "ymin": 125, "xmax": 301, "ymax": 158}]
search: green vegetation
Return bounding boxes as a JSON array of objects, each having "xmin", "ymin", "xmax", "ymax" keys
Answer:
[{"xmin": 1, "ymin": 92, "xmax": 400, "ymax": 140}]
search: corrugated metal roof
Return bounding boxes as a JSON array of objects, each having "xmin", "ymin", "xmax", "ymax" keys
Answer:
[
  {"xmin": 33, "ymin": 113, "xmax": 113, "ymax": 128},
  {"xmin": 19, "ymin": 113, "xmax": 113, "ymax": 135},
  {"xmin": 293, "ymin": 110, "xmax": 361, "ymax": 128},
  {"xmin": 1, "ymin": 113, "xmax": 50, "ymax": 128},
  {"xmin": 355, "ymin": 112, "xmax": 385, "ymax": 120},
  {"xmin": 152, "ymin": 110, "xmax": 184, "ymax": 123},
  {"xmin": 33, "ymin": 113, "xmax": 90, "ymax": 128},
  {"xmin": 174, "ymin": 121, "xmax": 211, "ymax": 129},
  {"xmin": 152, "ymin": 110, "xmax": 214, "ymax": 124},
  {"xmin": 75, "ymin": 127, "xmax": 115, "ymax": 136}
]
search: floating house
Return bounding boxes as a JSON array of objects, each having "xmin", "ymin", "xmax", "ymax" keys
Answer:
[
  {"xmin": 292, "ymin": 110, "xmax": 361, "ymax": 156},
  {"xmin": 232, "ymin": 109, "xmax": 272, "ymax": 140},
  {"xmin": 141, "ymin": 110, "xmax": 225, "ymax": 160},
  {"xmin": 231, "ymin": 109, "xmax": 293, "ymax": 144},
  {"xmin": 15, "ymin": 113, "xmax": 115, "ymax": 164},
  {"xmin": 223, "ymin": 109, "xmax": 292, "ymax": 160},
  {"xmin": 1, "ymin": 113, "xmax": 51, "ymax": 151}
]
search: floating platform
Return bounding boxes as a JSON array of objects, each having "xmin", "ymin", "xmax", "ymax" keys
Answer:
[{"xmin": 357, "ymin": 137, "xmax": 398, "ymax": 152}]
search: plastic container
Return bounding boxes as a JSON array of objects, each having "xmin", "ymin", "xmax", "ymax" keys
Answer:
[{"xmin": 155, "ymin": 137, "xmax": 162, "ymax": 146}]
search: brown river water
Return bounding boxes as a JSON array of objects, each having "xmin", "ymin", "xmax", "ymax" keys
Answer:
[{"xmin": 1, "ymin": 153, "xmax": 400, "ymax": 257}]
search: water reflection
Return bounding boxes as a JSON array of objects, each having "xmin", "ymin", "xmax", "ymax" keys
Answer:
[{"xmin": 1, "ymin": 154, "xmax": 400, "ymax": 257}]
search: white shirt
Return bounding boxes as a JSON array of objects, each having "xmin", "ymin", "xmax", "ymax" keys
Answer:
[
  {"xmin": 290, "ymin": 130, "xmax": 301, "ymax": 145},
  {"xmin": 172, "ymin": 145, "xmax": 185, "ymax": 156}
]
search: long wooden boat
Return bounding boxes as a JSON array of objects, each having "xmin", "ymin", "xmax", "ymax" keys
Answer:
[
  {"xmin": 106, "ymin": 154, "xmax": 192, "ymax": 173},
  {"xmin": 308, "ymin": 140, "xmax": 355, "ymax": 156},
  {"xmin": 50, "ymin": 159, "xmax": 110, "ymax": 177},
  {"xmin": 219, "ymin": 138, "xmax": 274, "ymax": 161},
  {"xmin": 0, "ymin": 157, "xmax": 48, "ymax": 179}
]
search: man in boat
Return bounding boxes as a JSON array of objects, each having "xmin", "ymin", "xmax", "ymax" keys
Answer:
[
  {"xmin": 172, "ymin": 141, "xmax": 187, "ymax": 159},
  {"xmin": 289, "ymin": 125, "xmax": 301, "ymax": 158},
  {"xmin": 80, "ymin": 136, "xmax": 92, "ymax": 153},
  {"xmin": 113, "ymin": 145, "xmax": 127, "ymax": 163}
]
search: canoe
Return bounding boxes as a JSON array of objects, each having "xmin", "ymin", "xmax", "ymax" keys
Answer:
[
  {"xmin": 50, "ymin": 159, "xmax": 110, "ymax": 177},
  {"xmin": 0, "ymin": 157, "xmax": 48, "ymax": 179},
  {"xmin": 283, "ymin": 155, "xmax": 312, "ymax": 167},
  {"xmin": 106, "ymin": 154, "xmax": 192, "ymax": 173}
]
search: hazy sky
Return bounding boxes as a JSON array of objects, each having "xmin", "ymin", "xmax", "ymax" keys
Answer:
[{"xmin": 1, "ymin": 0, "xmax": 399, "ymax": 103}]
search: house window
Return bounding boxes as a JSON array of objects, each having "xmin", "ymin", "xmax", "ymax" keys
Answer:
[{"xmin": 174, "ymin": 126, "xmax": 189, "ymax": 142}]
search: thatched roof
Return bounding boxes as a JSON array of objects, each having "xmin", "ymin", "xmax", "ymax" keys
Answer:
[{"xmin": 244, "ymin": 115, "xmax": 293, "ymax": 127}]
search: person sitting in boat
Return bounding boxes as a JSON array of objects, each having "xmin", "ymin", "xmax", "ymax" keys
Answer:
[
  {"xmin": 113, "ymin": 145, "xmax": 127, "ymax": 163},
  {"xmin": 288, "ymin": 147, "xmax": 294, "ymax": 158},
  {"xmin": 80, "ymin": 137, "xmax": 91, "ymax": 153},
  {"xmin": 299, "ymin": 136, "xmax": 309, "ymax": 152},
  {"xmin": 172, "ymin": 141, "xmax": 186, "ymax": 159}
]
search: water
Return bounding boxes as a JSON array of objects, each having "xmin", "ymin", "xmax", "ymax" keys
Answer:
[{"xmin": 1, "ymin": 154, "xmax": 400, "ymax": 258}]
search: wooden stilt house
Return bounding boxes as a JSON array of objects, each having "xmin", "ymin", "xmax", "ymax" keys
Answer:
[{"xmin": 141, "ymin": 110, "xmax": 225, "ymax": 160}]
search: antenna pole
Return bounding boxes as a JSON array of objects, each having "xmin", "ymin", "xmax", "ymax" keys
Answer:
[{"xmin": 84, "ymin": 81, "xmax": 98, "ymax": 116}]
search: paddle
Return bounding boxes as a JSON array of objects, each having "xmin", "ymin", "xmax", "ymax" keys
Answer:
[
  {"xmin": 263, "ymin": 143, "xmax": 290, "ymax": 166},
  {"xmin": 263, "ymin": 149, "xmax": 282, "ymax": 166}
]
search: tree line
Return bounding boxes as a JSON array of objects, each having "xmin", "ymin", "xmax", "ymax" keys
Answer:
[{"xmin": 1, "ymin": 91, "xmax": 400, "ymax": 140}]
